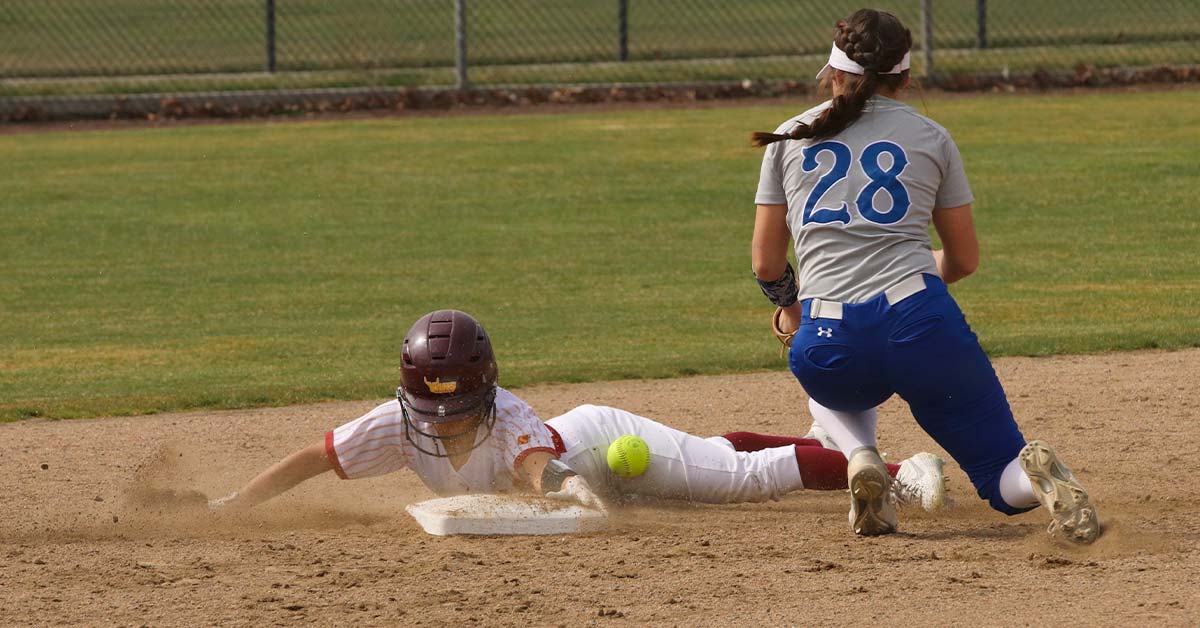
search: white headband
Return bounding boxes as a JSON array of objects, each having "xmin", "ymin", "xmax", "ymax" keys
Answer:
[{"xmin": 816, "ymin": 42, "xmax": 911, "ymax": 78}]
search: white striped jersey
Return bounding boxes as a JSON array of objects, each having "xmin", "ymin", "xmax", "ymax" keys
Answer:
[{"xmin": 324, "ymin": 387, "xmax": 557, "ymax": 496}]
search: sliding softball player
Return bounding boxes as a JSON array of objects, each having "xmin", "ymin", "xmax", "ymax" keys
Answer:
[{"xmin": 210, "ymin": 310, "xmax": 947, "ymax": 515}]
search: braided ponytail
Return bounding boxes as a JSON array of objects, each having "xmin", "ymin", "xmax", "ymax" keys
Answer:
[{"xmin": 751, "ymin": 9, "xmax": 912, "ymax": 148}]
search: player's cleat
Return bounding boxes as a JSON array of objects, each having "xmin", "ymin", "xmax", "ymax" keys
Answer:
[
  {"xmin": 1019, "ymin": 440, "xmax": 1100, "ymax": 545},
  {"xmin": 802, "ymin": 421, "xmax": 840, "ymax": 452},
  {"xmin": 892, "ymin": 452, "xmax": 950, "ymax": 512},
  {"xmin": 846, "ymin": 447, "xmax": 897, "ymax": 536}
]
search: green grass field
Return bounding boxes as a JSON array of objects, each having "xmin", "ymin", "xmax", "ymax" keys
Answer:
[
  {"xmin": 2, "ymin": 89, "xmax": 1198, "ymax": 422},
  {"xmin": 2, "ymin": 0, "xmax": 1196, "ymax": 89}
]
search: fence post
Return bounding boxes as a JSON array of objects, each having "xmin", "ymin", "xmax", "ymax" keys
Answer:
[
  {"xmin": 618, "ymin": 0, "xmax": 629, "ymax": 62},
  {"xmin": 920, "ymin": 0, "xmax": 934, "ymax": 79},
  {"xmin": 455, "ymin": 0, "xmax": 469, "ymax": 89},
  {"xmin": 977, "ymin": 0, "xmax": 987, "ymax": 49},
  {"xmin": 265, "ymin": 0, "xmax": 276, "ymax": 73}
]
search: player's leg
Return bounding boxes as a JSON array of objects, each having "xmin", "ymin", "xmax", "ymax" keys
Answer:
[
  {"xmin": 717, "ymin": 432, "xmax": 824, "ymax": 452},
  {"xmin": 800, "ymin": 417, "xmax": 841, "ymax": 451},
  {"xmin": 887, "ymin": 285, "xmax": 1030, "ymax": 512},
  {"xmin": 888, "ymin": 282, "xmax": 1098, "ymax": 542},
  {"xmin": 790, "ymin": 444, "xmax": 866, "ymax": 490},
  {"xmin": 718, "ymin": 431, "xmax": 898, "ymax": 476},
  {"xmin": 550, "ymin": 405, "xmax": 810, "ymax": 503},
  {"xmin": 714, "ymin": 430, "xmax": 946, "ymax": 510},
  {"xmin": 805, "ymin": 398, "xmax": 879, "ymax": 455},
  {"xmin": 788, "ymin": 298, "xmax": 898, "ymax": 535},
  {"xmin": 717, "ymin": 401, "xmax": 872, "ymax": 455}
]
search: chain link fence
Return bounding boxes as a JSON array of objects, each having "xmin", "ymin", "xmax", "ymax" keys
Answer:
[{"xmin": 2, "ymin": 0, "xmax": 1198, "ymax": 120}]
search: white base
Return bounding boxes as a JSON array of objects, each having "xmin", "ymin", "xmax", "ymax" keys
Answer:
[{"xmin": 405, "ymin": 494, "xmax": 608, "ymax": 536}]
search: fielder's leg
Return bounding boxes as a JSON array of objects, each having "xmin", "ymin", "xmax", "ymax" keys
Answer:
[
  {"xmin": 806, "ymin": 398, "xmax": 879, "ymax": 455},
  {"xmin": 887, "ymin": 283, "xmax": 1099, "ymax": 542},
  {"xmin": 787, "ymin": 297, "xmax": 900, "ymax": 535}
]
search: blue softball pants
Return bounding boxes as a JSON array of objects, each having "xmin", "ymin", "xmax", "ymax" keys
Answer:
[{"xmin": 788, "ymin": 273, "xmax": 1033, "ymax": 515}]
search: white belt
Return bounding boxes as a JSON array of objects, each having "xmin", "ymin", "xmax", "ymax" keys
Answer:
[
  {"xmin": 808, "ymin": 274, "xmax": 928, "ymax": 321},
  {"xmin": 884, "ymin": 273, "xmax": 929, "ymax": 305},
  {"xmin": 807, "ymin": 298, "xmax": 844, "ymax": 321}
]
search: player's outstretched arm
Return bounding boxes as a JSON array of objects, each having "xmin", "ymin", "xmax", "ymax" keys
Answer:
[
  {"xmin": 932, "ymin": 203, "xmax": 979, "ymax": 284},
  {"xmin": 209, "ymin": 439, "xmax": 333, "ymax": 512}
]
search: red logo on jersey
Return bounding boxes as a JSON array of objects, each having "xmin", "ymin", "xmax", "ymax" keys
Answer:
[{"xmin": 517, "ymin": 434, "xmax": 531, "ymax": 445}]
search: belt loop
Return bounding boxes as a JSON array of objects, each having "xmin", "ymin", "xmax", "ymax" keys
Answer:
[{"xmin": 810, "ymin": 298, "xmax": 822, "ymax": 320}]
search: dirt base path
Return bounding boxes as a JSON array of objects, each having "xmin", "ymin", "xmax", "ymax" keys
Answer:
[{"xmin": 3, "ymin": 349, "xmax": 1198, "ymax": 627}]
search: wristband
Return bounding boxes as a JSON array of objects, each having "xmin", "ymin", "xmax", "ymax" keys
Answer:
[
  {"xmin": 540, "ymin": 458, "xmax": 577, "ymax": 493},
  {"xmin": 755, "ymin": 263, "xmax": 799, "ymax": 307}
]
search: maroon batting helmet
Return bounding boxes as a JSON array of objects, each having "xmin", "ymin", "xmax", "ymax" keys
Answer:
[{"xmin": 397, "ymin": 310, "xmax": 499, "ymax": 457}]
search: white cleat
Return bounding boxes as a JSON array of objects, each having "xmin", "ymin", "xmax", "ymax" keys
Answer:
[
  {"xmin": 892, "ymin": 452, "xmax": 950, "ymax": 512},
  {"xmin": 802, "ymin": 421, "xmax": 841, "ymax": 452},
  {"xmin": 1019, "ymin": 440, "xmax": 1100, "ymax": 545},
  {"xmin": 846, "ymin": 447, "xmax": 897, "ymax": 536}
]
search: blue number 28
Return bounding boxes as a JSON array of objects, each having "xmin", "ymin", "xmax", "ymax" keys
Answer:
[{"xmin": 800, "ymin": 140, "xmax": 911, "ymax": 226}]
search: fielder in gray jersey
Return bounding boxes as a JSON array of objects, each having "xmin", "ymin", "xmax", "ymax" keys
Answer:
[
  {"xmin": 756, "ymin": 96, "xmax": 974, "ymax": 303},
  {"xmin": 750, "ymin": 8, "xmax": 1099, "ymax": 544}
]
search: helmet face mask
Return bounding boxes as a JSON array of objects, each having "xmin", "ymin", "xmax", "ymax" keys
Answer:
[
  {"xmin": 396, "ymin": 310, "xmax": 500, "ymax": 459},
  {"xmin": 398, "ymin": 387, "xmax": 498, "ymax": 458}
]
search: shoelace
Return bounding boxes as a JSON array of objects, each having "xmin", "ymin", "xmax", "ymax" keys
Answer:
[{"xmin": 889, "ymin": 480, "xmax": 917, "ymax": 508}]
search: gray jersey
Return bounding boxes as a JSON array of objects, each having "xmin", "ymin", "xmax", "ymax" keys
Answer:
[{"xmin": 755, "ymin": 95, "xmax": 973, "ymax": 303}]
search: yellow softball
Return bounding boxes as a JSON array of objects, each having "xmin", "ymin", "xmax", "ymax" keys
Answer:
[{"xmin": 606, "ymin": 435, "xmax": 650, "ymax": 478}]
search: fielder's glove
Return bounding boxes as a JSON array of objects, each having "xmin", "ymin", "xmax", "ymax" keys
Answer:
[
  {"xmin": 546, "ymin": 475, "xmax": 607, "ymax": 513},
  {"xmin": 772, "ymin": 306, "xmax": 797, "ymax": 353}
]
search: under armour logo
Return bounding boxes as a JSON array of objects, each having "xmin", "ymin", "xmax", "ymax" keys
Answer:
[{"xmin": 817, "ymin": 327, "xmax": 833, "ymax": 338}]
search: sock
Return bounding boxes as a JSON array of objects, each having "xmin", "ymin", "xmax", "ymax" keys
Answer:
[
  {"xmin": 721, "ymin": 432, "xmax": 823, "ymax": 452},
  {"xmin": 999, "ymin": 455, "xmax": 1040, "ymax": 509},
  {"xmin": 807, "ymin": 398, "xmax": 878, "ymax": 454},
  {"xmin": 792, "ymin": 447, "xmax": 903, "ymax": 490}
]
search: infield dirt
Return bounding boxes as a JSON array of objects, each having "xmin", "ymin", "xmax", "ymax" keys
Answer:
[{"xmin": 3, "ymin": 349, "xmax": 1198, "ymax": 627}]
